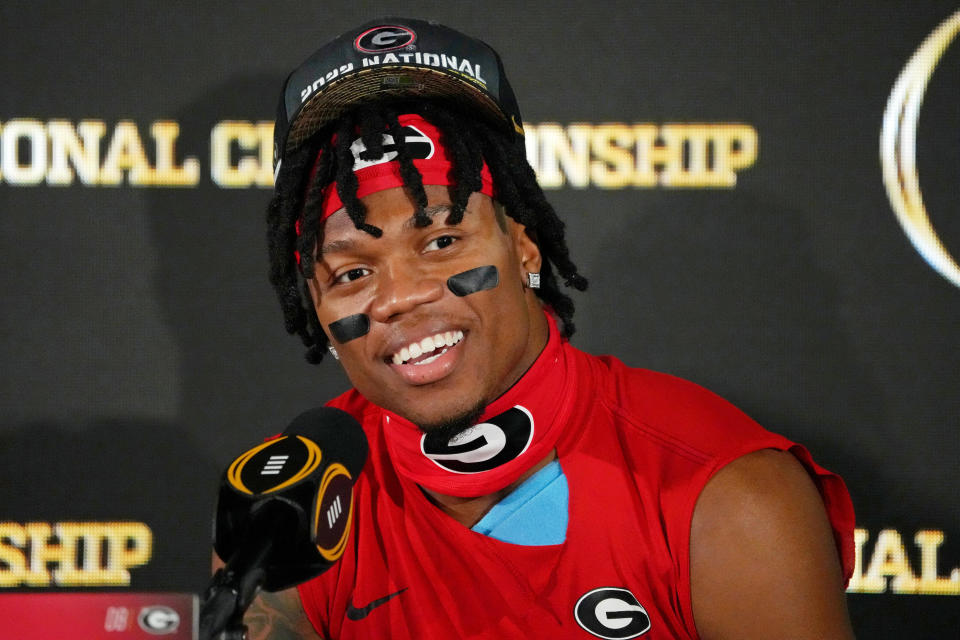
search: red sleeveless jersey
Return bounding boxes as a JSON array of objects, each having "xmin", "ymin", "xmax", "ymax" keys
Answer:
[{"xmin": 298, "ymin": 344, "xmax": 855, "ymax": 639}]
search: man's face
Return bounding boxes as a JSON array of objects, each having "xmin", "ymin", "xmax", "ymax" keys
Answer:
[{"xmin": 307, "ymin": 184, "xmax": 547, "ymax": 430}]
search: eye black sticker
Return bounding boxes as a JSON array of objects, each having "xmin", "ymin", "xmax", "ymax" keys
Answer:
[
  {"xmin": 447, "ymin": 265, "xmax": 499, "ymax": 297},
  {"xmin": 328, "ymin": 314, "xmax": 370, "ymax": 343}
]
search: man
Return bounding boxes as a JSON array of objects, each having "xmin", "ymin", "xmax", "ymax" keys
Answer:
[{"xmin": 249, "ymin": 17, "xmax": 855, "ymax": 639}]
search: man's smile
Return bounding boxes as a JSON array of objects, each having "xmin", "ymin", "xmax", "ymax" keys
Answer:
[
  {"xmin": 389, "ymin": 330, "xmax": 465, "ymax": 365},
  {"xmin": 385, "ymin": 330, "xmax": 467, "ymax": 386}
]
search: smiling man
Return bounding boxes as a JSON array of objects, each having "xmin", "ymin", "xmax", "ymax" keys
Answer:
[
  {"xmin": 309, "ymin": 183, "xmax": 547, "ymax": 434},
  {"xmin": 250, "ymin": 17, "xmax": 857, "ymax": 640}
]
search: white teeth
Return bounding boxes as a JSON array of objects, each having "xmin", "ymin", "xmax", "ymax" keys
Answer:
[
  {"xmin": 413, "ymin": 348, "xmax": 447, "ymax": 366},
  {"xmin": 391, "ymin": 330, "xmax": 464, "ymax": 365}
]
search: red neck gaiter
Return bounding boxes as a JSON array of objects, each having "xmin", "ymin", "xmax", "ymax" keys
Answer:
[{"xmin": 381, "ymin": 313, "xmax": 575, "ymax": 497}]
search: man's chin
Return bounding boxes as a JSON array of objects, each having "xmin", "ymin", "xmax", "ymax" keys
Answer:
[{"xmin": 414, "ymin": 400, "xmax": 487, "ymax": 441}]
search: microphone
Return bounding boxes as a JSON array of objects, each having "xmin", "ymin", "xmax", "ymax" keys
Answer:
[{"xmin": 200, "ymin": 407, "xmax": 367, "ymax": 639}]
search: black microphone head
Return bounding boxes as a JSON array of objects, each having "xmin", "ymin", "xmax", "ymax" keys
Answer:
[
  {"xmin": 212, "ymin": 407, "xmax": 368, "ymax": 591},
  {"xmin": 282, "ymin": 406, "xmax": 368, "ymax": 478}
]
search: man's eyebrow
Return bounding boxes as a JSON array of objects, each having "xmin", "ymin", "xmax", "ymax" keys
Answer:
[
  {"xmin": 401, "ymin": 204, "xmax": 462, "ymax": 230},
  {"xmin": 319, "ymin": 238, "xmax": 358, "ymax": 255}
]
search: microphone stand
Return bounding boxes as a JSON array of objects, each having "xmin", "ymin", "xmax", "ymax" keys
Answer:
[{"xmin": 199, "ymin": 503, "xmax": 295, "ymax": 640}]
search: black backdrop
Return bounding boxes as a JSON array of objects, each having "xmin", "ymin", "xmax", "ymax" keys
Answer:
[{"xmin": 1, "ymin": 2, "xmax": 958, "ymax": 637}]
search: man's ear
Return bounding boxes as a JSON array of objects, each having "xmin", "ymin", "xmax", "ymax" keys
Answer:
[{"xmin": 513, "ymin": 222, "xmax": 543, "ymax": 277}]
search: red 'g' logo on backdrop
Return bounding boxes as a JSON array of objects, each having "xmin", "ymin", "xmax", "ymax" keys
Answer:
[{"xmin": 355, "ymin": 26, "xmax": 416, "ymax": 53}]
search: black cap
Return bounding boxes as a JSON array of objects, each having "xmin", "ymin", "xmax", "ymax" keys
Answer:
[{"xmin": 273, "ymin": 17, "xmax": 524, "ymax": 175}]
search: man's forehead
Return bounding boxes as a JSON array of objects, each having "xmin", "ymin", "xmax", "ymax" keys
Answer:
[{"xmin": 319, "ymin": 203, "xmax": 468, "ymax": 255}]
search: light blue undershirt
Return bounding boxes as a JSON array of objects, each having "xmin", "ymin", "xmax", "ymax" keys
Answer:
[{"xmin": 470, "ymin": 460, "xmax": 568, "ymax": 545}]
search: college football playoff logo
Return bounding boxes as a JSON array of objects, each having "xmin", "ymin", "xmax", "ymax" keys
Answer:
[
  {"xmin": 574, "ymin": 588, "xmax": 651, "ymax": 639},
  {"xmin": 225, "ymin": 434, "xmax": 322, "ymax": 496},
  {"xmin": 880, "ymin": 10, "xmax": 960, "ymax": 288},
  {"xmin": 355, "ymin": 25, "xmax": 416, "ymax": 53},
  {"xmin": 313, "ymin": 463, "xmax": 355, "ymax": 562}
]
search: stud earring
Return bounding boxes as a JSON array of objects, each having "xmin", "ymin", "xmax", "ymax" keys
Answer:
[
  {"xmin": 328, "ymin": 345, "xmax": 340, "ymax": 361},
  {"xmin": 526, "ymin": 272, "xmax": 541, "ymax": 289}
]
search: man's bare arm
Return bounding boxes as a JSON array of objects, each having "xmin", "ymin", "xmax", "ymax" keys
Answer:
[
  {"xmin": 690, "ymin": 448, "xmax": 854, "ymax": 640},
  {"xmin": 242, "ymin": 588, "xmax": 323, "ymax": 640},
  {"xmin": 211, "ymin": 553, "xmax": 323, "ymax": 639}
]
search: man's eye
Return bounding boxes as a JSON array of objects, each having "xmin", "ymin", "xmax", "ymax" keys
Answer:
[
  {"xmin": 335, "ymin": 267, "xmax": 370, "ymax": 284},
  {"xmin": 425, "ymin": 235, "xmax": 456, "ymax": 252}
]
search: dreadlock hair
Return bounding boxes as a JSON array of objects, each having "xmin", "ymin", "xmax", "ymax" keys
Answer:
[{"xmin": 267, "ymin": 99, "xmax": 588, "ymax": 364}]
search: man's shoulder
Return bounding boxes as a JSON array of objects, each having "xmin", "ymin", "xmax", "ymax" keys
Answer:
[{"xmin": 571, "ymin": 347, "xmax": 790, "ymax": 462}]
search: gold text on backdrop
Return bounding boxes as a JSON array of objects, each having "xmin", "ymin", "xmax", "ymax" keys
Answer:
[
  {"xmin": 0, "ymin": 120, "xmax": 199, "ymax": 186},
  {"xmin": 0, "ymin": 119, "xmax": 757, "ymax": 190},
  {"xmin": 0, "ymin": 521, "xmax": 153, "ymax": 587},
  {"xmin": 848, "ymin": 528, "xmax": 960, "ymax": 595},
  {"xmin": 525, "ymin": 123, "xmax": 758, "ymax": 189}
]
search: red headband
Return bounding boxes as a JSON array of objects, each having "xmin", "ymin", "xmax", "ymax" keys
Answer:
[{"xmin": 310, "ymin": 113, "xmax": 495, "ymax": 222}]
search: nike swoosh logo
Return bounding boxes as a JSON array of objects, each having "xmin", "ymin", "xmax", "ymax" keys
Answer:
[{"xmin": 345, "ymin": 588, "xmax": 407, "ymax": 621}]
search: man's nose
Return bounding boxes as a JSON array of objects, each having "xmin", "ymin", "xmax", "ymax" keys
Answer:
[{"xmin": 368, "ymin": 260, "xmax": 445, "ymax": 322}]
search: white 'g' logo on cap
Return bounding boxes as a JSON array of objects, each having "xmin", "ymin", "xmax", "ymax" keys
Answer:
[{"xmin": 355, "ymin": 26, "xmax": 416, "ymax": 53}]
